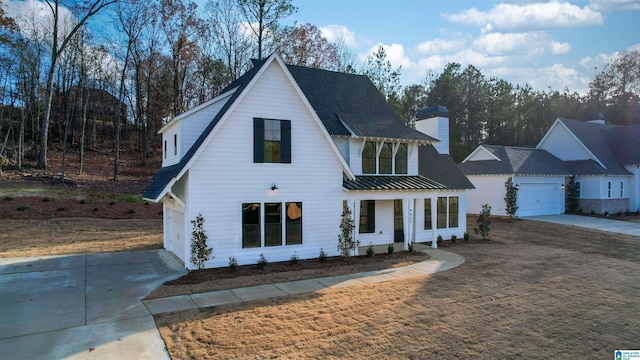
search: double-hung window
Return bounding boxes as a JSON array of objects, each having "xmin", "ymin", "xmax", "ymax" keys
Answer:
[
  {"xmin": 254, "ymin": 118, "xmax": 291, "ymax": 163},
  {"xmin": 437, "ymin": 197, "xmax": 447, "ymax": 229},
  {"xmin": 621, "ymin": 181, "xmax": 624, "ymax": 197},
  {"xmin": 359, "ymin": 200, "xmax": 375, "ymax": 233},
  {"xmin": 424, "ymin": 199, "xmax": 432, "ymax": 230}
]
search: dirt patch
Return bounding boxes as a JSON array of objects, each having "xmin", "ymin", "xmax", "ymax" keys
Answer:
[
  {"xmin": 155, "ymin": 217, "xmax": 640, "ymax": 359},
  {"xmin": 146, "ymin": 251, "xmax": 429, "ymax": 299}
]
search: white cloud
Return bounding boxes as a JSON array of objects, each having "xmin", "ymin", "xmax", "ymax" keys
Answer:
[
  {"xmin": 550, "ymin": 41, "xmax": 572, "ymax": 55},
  {"xmin": 588, "ymin": 0, "xmax": 640, "ymax": 12},
  {"xmin": 362, "ymin": 43, "xmax": 415, "ymax": 71},
  {"xmin": 443, "ymin": 1, "xmax": 604, "ymax": 33},
  {"xmin": 3, "ymin": 0, "xmax": 76, "ymax": 39},
  {"xmin": 320, "ymin": 24, "xmax": 359, "ymax": 49},
  {"xmin": 416, "ymin": 38, "xmax": 466, "ymax": 54}
]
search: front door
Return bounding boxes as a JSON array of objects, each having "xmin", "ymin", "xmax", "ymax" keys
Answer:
[{"xmin": 394, "ymin": 200, "xmax": 404, "ymax": 243}]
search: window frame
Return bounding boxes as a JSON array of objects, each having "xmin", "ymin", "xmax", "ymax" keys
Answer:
[
  {"xmin": 424, "ymin": 198, "xmax": 432, "ymax": 230},
  {"xmin": 173, "ymin": 134, "xmax": 177, "ymax": 156},
  {"xmin": 362, "ymin": 141, "xmax": 376, "ymax": 174},
  {"xmin": 379, "ymin": 142, "xmax": 392, "ymax": 174},
  {"xmin": 254, "ymin": 118, "xmax": 291, "ymax": 164},
  {"xmin": 448, "ymin": 197, "xmax": 459, "ymax": 228},
  {"xmin": 286, "ymin": 202, "xmax": 303, "ymax": 245},
  {"xmin": 264, "ymin": 202, "xmax": 282, "ymax": 247},
  {"xmin": 395, "ymin": 143, "xmax": 408, "ymax": 174},
  {"xmin": 575, "ymin": 181, "xmax": 581, "ymax": 198},
  {"xmin": 359, "ymin": 200, "xmax": 376, "ymax": 234},
  {"xmin": 607, "ymin": 181, "xmax": 612, "ymax": 198},
  {"xmin": 436, "ymin": 197, "xmax": 447, "ymax": 229},
  {"xmin": 621, "ymin": 181, "xmax": 624, "ymax": 197},
  {"xmin": 242, "ymin": 203, "xmax": 261, "ymax": 248}
]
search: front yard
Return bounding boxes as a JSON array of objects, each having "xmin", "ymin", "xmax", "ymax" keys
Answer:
[{"xmin": 155, "ymin": 217, "xmax": 640, "ymax": 359}]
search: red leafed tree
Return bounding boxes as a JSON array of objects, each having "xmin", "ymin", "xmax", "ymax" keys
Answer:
[{"xmin": 276, "ymin": 23, "xmax": 340, "ymax": 71}]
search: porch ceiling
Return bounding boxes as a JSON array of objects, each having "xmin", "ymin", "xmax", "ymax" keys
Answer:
[{"xmin": 343, "ymin": 175, "xmax": 446, "ymax": 191}]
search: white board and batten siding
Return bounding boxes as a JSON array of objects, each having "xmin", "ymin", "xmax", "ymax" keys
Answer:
[{"xmin": 185, "ymin": 61, "xmax": 346, "ymax": 268}]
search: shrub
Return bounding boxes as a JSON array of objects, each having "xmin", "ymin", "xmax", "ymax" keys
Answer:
[
  {"xmin": 474, "ymin": 204, "xmax": 492, "ymax": 240},
  {"xmin": 604, "ymin": 211, "xmax": 609, "ymax": 217},
  {"xmin": 504, "ymin": 177, "xmax": 519, "ymax": 218},
  {"xmin": 257, "ymin": 253, "xmax": 268, "ymax": 270},
  {"xmin": 109, "ymin": 201, "xmax": 115, "ymax": 206},
  {"xmin": 56, "ymin": 207, "xmax": 65, "ymax": 212},
  {"xmin": 42, "ymin": 197, "xmax": 49, "ymax": 202},
  {"xmin": 408, "ymin": 241, "xmax": 414, "ymax": 253},
  {"xmin": 127, "ymin": 208, "xmax": 135, "ymax": 214},
  {"xmin": 93, "ymin": 207, "xmax": 99, "ymax": 212},
  {"xmin": 464, "ymin": 232, "xmax": 470, "ymax": 242},
  {"xmin": 366, "ymin": 242, "xmax": 375, "ymax": 258},
  {"xmin": 387, "ymin": 243, "xmax": 395, "ymax": 255},
  {"xmin": 319, "ymin": 248, "xmax": 327, "ymax": 263},
  {"xmin": 190, "ymin": 213, "xmax": 213, "ymax": 270},
  {"xmin": 79, "ymin": 199, "xmax": 86, "ymax": 204},
  {"xmin": 17, "ymin": 206, "xmax": 27, "ymax": 211},
  {"xmin": 451, "ymin": 234, "xmax": 457, "ymax": 243},
  {"xmin": 228, "ymin": 257, "xmax": 238, "ymax": 270},
  {"xmin": 337, "ymin": 202, "xmax": 359, "ymax": 257},
  {"xmin": 289, "ymin": 252, "xmax": 299, "ymax": 265},
  {"xmin": 590, "ymin": 209, "xmax": 595, "ymax": 215},
  {"xmin": 437, "ymin": 234, "xmax": 443, "ymax": 246},
  {"xmin": 3, "ymin": 196, "xmax": 13, "ymax": 201}
]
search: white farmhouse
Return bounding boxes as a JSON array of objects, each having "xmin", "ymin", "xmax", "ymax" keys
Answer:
[{"xmin": 143, "ymin": 53, "xmax": 473, "ymax": 269}]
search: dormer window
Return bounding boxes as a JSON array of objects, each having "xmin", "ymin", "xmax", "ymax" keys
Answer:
[{"xmin": 361, "ymin": 141, "xmax": 409, "ymax": 175}]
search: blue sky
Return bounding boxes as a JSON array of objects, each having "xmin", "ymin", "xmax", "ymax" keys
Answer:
[{"xmin": 287, "ymin": 0, "xmax": 640, "ymax": 93}]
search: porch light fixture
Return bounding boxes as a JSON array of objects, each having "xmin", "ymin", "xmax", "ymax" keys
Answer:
[
  {"xmin": 515, "ymin": 184, "xmax": 520, "ymax": 190},
  {"xmin": 271, "ymin": 183, "xmax": 278, "ymax": 191}
]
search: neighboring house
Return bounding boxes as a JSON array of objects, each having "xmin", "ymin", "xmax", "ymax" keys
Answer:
[
  {"xmin": 460, "ymin": 118, "xmax": 640, "ymax": 216},
  {"xmin": 143, "ymin": 53, "xmax": 473, "ymax": 269}
]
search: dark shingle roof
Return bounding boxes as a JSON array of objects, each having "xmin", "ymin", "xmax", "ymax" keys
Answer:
[
  {"xmin": 459, "ymin": 145, "xmax": 570, "ymax": 176},
  {"xmin": 419, "ymin": 145, "xmax": 474, "ymax": 189},
  {"xmin": 286, "ymin": 65, "xmax": 436, "ymax": 141},
  {"xmin": 343, "ymin": 175, "xmax": 446, "ymax": 191},
  {"xmin": 558, "ymin": 118, "xmax": 630, "ymax": 175},
  {"xmin": 417, "ymin": 105, "xmax": 449, "ymax": 120},
  {"xmin": 606, "ymin": 124, "xmax": 640, "ymax": 166}
]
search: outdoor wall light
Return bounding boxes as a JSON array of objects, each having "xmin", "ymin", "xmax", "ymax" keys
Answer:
[
  {"xmin": 271, "ymin": 183, "xmax": 278, "ymax": 191},
  {"xmin": 561, "ymin": 184, "xmax": 565, "ymax": 190},
  {"xmin": 515, "ymin": 184, "xmax": 520, "ymax": 190}
]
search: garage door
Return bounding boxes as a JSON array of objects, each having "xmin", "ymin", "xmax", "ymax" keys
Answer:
[
  {"xmin": 518, "ymin": 183, "xmax": 561, "ymax": 216},
  {"xmin": 166, "ymin": 208, "xmax": 185, "ymax": 261}
]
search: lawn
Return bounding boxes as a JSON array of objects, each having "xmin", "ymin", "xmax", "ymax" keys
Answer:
[{"xmin": 154, "ymin": 217, "xmax": 640, "ymax": 359}]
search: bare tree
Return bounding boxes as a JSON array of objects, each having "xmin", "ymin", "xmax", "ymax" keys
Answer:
[
  {"xmin": 38, "ymin": 0, "xmax": 119, "ymax": 169},
  {"xmin": 205, "ymin": 0, "xmax": 251, "ymax": 80},
  {"xmin": 237, "ymin": 0, "xmax": 296, "ymax": 60}
]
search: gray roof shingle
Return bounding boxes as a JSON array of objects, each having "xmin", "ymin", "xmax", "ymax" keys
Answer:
[
  {"xmin": 459, "ymin": 145, "xmax": 571, "ymax": 176},
  {"xmin": 419, "ymin": 145, "xmax": 474, "ymax": 189}
]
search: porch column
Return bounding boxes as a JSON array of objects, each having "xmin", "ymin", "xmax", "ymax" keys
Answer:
[
  {"xmin": 431, "ymin": 197, "xmax": 438, "ymax": 248},
  {"xmin": 402, "ymin": 198, "xmax": 414, "ymax": 251}
]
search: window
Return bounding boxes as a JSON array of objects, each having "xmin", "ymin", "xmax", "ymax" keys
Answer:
[
  {"xmin": 395, "ymin": 143, "xmax": 408, "ymax": 174},
  {"xmin": 424, "ymin": 199, "xmax": 432, "ymax": 230},
  {"xmin": 163, "ymin": 140, "xmax": 167, "ymax": 159},
  {"xmin": 448, "ymin": 197, "xmax": 459, "ymax": 228},
  {"xmin": 265, "ymin": 203, "xmax": 282, "ymax": 246},
  {"xmin": 362, "ymin": 141, "xmax": 376, "ymax": 174},
  {"xmin": 242, "ymin": 203, "xmax": 261, "ymax": 248},
  {"xmin": 359, "ymin": 200, "xmax": 375, "ymax": 233},
  {"xmin": 379, "ymin": 142, "xmax": 392, "ymax": 174},
  {"xmin": 286, "ymin": 202, "xmax": 302, "ymax": 245},
  {"xmin": 575, "ymin": 181, "xmax": 581, "ymax": 198},
  {"xmin": 608, "ymin": 181, "xmax": 612, "ymax": 198},
  {"xmin": 621, "ymin": 181, "xmax": 624, "ymax": 197},
  {"xmin": 437, "ymin": 197, "xmax": 447, "ymax": 229},
  {"xmin": 254, "ymin": 118, "xmax": 291, "ymax": 163},
  {"xmin": 173, "ymin": 134, "xmax": 177, "ymax": 156}
]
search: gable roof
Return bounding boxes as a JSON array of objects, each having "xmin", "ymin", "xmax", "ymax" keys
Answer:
[
  {"xmin": 144, "ymin": 54, "xmax": 437, "ymax": 201},
  {"xmin": 286, "ymin": 65, "xmax": 436, "ymax": 142},
  {"xmin": 459, "ymin": 145, "xmax": 570, "ymax": 176},
  {"xmin": 419, "ymin": 145, "xmax": 474, "ymax": 189},
  {"xmin": 606, "ymin": 124, "xmax": 640, "ymax": 166}
]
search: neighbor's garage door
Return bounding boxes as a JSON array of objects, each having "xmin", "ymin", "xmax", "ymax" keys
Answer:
[{"xmin": 518, "ymin": 183, "xmax": 561, "ymax": 216}]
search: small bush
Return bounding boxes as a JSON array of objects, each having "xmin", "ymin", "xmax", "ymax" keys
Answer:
[
  {"xmin": 56, "ymin": 207, "xmax": 65, "ymax": 212},
  {"xmin": 474, "ymin": 203, "xmax": 492, "ymax": 240},
  {"xmin": 319, "ymin": 248, "xmax": 327, "ymax": 263},
  {"xmin": 144, "ymin": 202, "xmax": 149, "ymax": 206},
  {"xmin": 228, "ymin": 257, "xmax": 238, "ymax": 270},
  {"xmin": 387, "ymin": 243, "xmax": 395, "ymax": 255},
  {"xmin": 93, "ymin": 207, "xmax": 99, "ymax": 212},
  {"xmin": 118, "ymin": 196, "xmax": 138, "ymax": 203},
  {"xmin": 79, "ymin": 199, "xmax": 86, "ymax": 204},
  {"xmin": 17, "ymin": 206, "xmax": 27, "ymax": 211},
  {"xmin": 590, "ymin": 209, "xmax": 595, "ymax": 215},
  {"xmin": 127, "ymin": 208, "xmax": 135, "ymax": 214},
  {"xmin": 451, "ymin": 234, "xmax": 457, "ymax": 243},
  {"xmin": 42, "ymin": 197, "xmax": 49, "ymax": 202},
  {"xmin": 604, "ymin": 211, "xmax": 609, "ymax": 217},
  {"xmin": 289, "ymin": 252, "xmax": 299, "ymax": 265},
  {"xmin": 109, "ymin": 201, "xmax": 115, "ymax": 206},
  {"xmin": 3, "ymin": 196, "xmax": 13, "ymax": 201},
  {"xmin": 408, "ymin": 241, "xmax": 414, "ymax": 253},
  {"xmin": 366, "ymin": 242, "xmax": 375, "ymax": 258},
  {"xmin": 437, "ymin": 234, "xmax": 443, "ymax": 246},
  {"xmin": 257, "ymin": 253, "xmax": 268, "ymax": 270},
  {"xmin": 616, "ymin": 211, "xmax": 622, "ymax": 216},
  {"xmin": 464, "ymin": 232, "xmax": 470, "ymax": 242}
]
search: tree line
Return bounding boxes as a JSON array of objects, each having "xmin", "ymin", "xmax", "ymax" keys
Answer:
[{"xmin": 0, "ymin": 0, "xmax": 638, "ymax": 181}]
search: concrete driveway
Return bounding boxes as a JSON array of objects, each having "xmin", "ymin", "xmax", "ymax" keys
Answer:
[
  {"xmin": 0, "ymin": 250, "xmax": 186, "ymax": 360},
  {"xmin": 523, "ymin": 214, "xmax": 640, "ymax": 236}
]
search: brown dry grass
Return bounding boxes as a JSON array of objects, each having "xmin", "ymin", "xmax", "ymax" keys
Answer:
[{"xmin": 155, "ymin": 217, "xmax": 640, "ymax": 359}]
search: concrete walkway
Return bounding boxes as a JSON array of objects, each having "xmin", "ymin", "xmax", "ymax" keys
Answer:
[
  {"xmin": 0, "ymin": 250, "xmax": 187, "ymax": 360},
  {"xmin": 523, "ymin": 214, "xmax": 640, "ymax": 236},
  {"xmin": 144, "ymin": 247, "xmax": 465, "ymax": 315}
]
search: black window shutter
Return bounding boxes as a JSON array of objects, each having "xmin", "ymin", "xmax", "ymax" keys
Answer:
[
  {"xmin": 367, "ymin": 200, "xmax": 376, "ymax": 233},
  {"xmin": 253, "ymin": 118, "xmax": 264, "ymax": 163},
  {"xmin": 281, "ymin": 120, "xmax": 291, "ymax": 163}
]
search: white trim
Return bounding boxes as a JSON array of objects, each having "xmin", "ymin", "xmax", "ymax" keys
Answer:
[
  {"xmin": 158, "ymin": 90, "xmax": 236, "ymax": 134},
  {"xmin": 461, "ymin": 145, "xmax": 501, "ymax": 163}
]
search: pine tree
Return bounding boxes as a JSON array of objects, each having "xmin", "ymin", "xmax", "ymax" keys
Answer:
[{"xmin": 190, "ymin": 213, "xmax": 213, "ymax": 269}]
